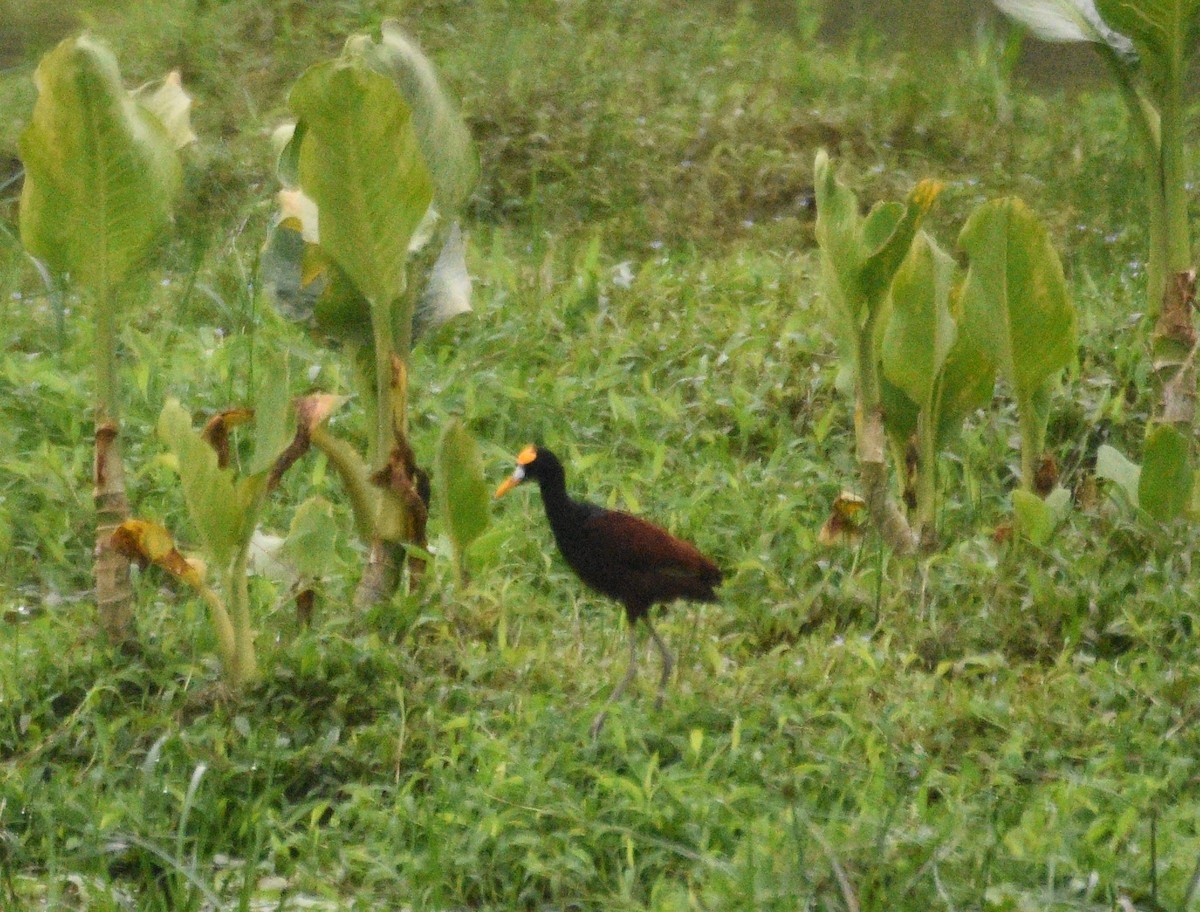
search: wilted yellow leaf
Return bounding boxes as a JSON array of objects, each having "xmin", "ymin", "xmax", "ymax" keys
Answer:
[
  {"xmin": 111, "ymin": 519, "xmax": 204, "ymax": 589},
  {"xmin": 817, "ymin": 490, "xmax": 867, "ymax": 547}
]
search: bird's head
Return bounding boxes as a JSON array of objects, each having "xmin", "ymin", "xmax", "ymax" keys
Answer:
[{"xmin": 494, "ymin": 444, "xmax": 559, "ymax": 498}]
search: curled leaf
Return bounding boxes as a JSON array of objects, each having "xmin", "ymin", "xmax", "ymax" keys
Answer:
[
  {"xmin": 277, "ymin": 188, "xmax": 319, "ymax": 243},
  {"xmin": 111, "ymin": 519, "xmax": 204, "ymax": 589},
  {"xmin": 295, "ymin": 393, "xmax": 347, "ymax": 433},
  {"xmin": 201, "ymin": 408, "xmax": 254, "ymax": 469},
  {"xmin": 133, "ymin": 69, "xmax": 197, "ymax": 149}
]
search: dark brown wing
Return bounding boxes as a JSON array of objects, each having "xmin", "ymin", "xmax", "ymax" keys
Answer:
[{"xmin": 578, "ymin": 509, "xmax": 722, "ymax": 599}]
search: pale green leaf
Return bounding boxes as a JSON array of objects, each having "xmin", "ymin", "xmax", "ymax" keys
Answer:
[
  {"xmin": 289, "ymin": 59, "xmax": 433, "ymax": 310},
  {"xmin": 1013, "ymin": 486, "xmax": 1071, "ymax": 545},
  {"xmin": 283, "ymin": 497, "xmax": 339, "ymax": 580},
  {"xmin": 1139, "ymin": 423, "xmax": 1193, "ymax": 521},
  {"xmin": 246, "ymin": 357, "xmax": 292, "ymax": 476},
  {"xmin": 859, "ymin": 178, "xmax": 942, "ymax": 312},
  {"xmin": 435, "ymin": 419, "xmax": 490, "ymax": 562},
  {"xmin": 959, "ymin": 198, "xmax": 1076, "ymax": 418},
  {"xmin": 158, "ymin": 399, "xmax": 243, "ymax": 567},
  {"xmin": 353, "ymin": 21, "xmax": 479, "ymax": 212},
  {"xmin": 19, "ymin": 34, "xmax": 181, "ymax": 294},
  {"xmin": 814, "ymin": 150, "xmax": 865, "ymax": 337},
  {"xmin": 882, "ymin": 231, "xmax": 958, "ymax": 408},
  {"xmin": 1095, "ymin": 443, "xmax": 1142, "ymax": 505}
]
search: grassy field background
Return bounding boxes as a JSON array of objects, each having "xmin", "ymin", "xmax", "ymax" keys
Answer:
[{"xmin": 1, "ymin": 0, "xmax": 1199, "ymax": 909}]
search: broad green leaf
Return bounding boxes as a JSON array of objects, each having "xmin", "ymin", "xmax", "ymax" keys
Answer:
[
  {"xmin": 158, "ymin": 399, "xmax": 256, "ymax": 568},
  {"xmin": 1013, "ymin": 486, "xmax": 1071, "ymax": 545},
  {"xmin": 348, "ymin": 21, "xmax": 479, "ymax": 212},
  {"xmin": 283, "ymin": 497, "xmax": 339, "ymax": 580},
  {"xmin": 882, "ymin": 231, "xmax": 958, "ymax": 408},
  {"xmin": 289, "ymin": 59, "xmax": 433, "ymax": 309},
  {"xmin": 959, "ymin": 198, "xmax": 1076, "ymax": 415},
  {"xmin": 1138, "ymin": 423, "xmax": 1193, "ymax": 521},
  {"xmin": 412, "ymin": 223, "xmax": 472, "ymax": 344},
  {"xmin": 1096, "ymin": 0, "xmax": 1200, "ymax": 87},
  {"xmin": 880, "ymin": 374, "xmax": 919, "ymax": 444},
  {"xmin": 19, "ymin": 35, "xmax": 180, "ymax": 293},
  {"xmin": 814, "ymin": 150, "xmax": 865, "ymax": 336},
  {"xmin": 935, "ymin": 332, "xmax": 996, "ymax": 443},
  {"xmin": 1096, "ymin": 443, "xmax": 1142, "ymax": 505},
  {"xmin": 435, "ymin": 420, "xmax": 490, "ymax": 561}
]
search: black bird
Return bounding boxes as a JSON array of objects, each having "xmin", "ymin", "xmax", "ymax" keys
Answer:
[{"xmin": 495, "ymin": 445, "xmax": 722, "ymax": 736}]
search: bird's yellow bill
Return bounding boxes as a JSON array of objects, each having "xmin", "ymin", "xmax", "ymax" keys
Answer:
[{"xmin": 494, "ymin": 470, "xmax": 523, "ymax": 499}]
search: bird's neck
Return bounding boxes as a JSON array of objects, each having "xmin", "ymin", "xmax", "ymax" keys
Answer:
[{"xmin": 534, "ymin": 464, "xmax": 585, "ymax": 530}]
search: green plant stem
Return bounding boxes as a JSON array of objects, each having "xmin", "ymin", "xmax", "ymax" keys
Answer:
[
  {"xmin": 226, "ymin": 548, "xmax": 258, "ymax": 687},
  {"xmin": 915, "ymin": 411, "xmax": 937, "ymax": 535},
  {"xmin": 309, "ymin": 424, "xmax": 378, "ymax": 542},
  {"xmin": 1017, "ymin": 396, "xmax": 1040, "ymax": 493},
  {"xmin": 371, "ymin": 302, "xmax": 395, "ymax": 472},
  {"xmin": 198, "ymin": 585, "xmax": 237, "ymax": 677},
  {"xmin": 95, "ymin": 292, "xmax": 119, "ymax": 428},
  {"xmin": 1160, "ymin": 56, "xmax": 1190, "ymax": 273},
  {"xmin": 1100, "ymin": 47, "xmax": 1166, "ymax": 311},
  {"xmin": 857, "ymin": 315, "xmax": 918, "ymax": 554}
]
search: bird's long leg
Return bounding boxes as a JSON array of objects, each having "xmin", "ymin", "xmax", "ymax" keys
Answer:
[
  {"xmin": 646, "ymin": 618, "xmax": 674, "ymax": 710},
  {"xmin": 590, "ymin": 622, "xmax": 640, "ymax": 739}
]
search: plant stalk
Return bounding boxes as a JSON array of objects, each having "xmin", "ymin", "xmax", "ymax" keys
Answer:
[
  {"xmin": 915, "ymin": 411, "xmax": 938, "ymax": 544},
  {"xmin": 1017, "ymin": 395, "xmax": 1041, "ymax": 493},
  {"xmin": 198, "ymin": 585, "xmax": 237, "ymax": 678},
  {"xmin": 227, "ymin": 546, "xmax": 258, "ymax": 687},
  {"xmin": 856, "ymin": 316, "xmax": 918, "ymax": 555},
  {"xmin": 93, "ymin": 293, "xmax": 134, "ymax": 644}
]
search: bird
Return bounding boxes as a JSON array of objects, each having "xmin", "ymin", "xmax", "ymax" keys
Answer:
[{"xmin": 494, "ymin": 444, "xmax": 722, "ymax": 737}]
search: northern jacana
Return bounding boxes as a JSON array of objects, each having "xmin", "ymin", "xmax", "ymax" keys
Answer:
[{"xmin": 494, "ymin": 445, "xmax": 722, "ymax": 737}]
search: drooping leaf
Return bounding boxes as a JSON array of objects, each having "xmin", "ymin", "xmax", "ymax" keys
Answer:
[
  {"xmin": 993, "ymin": 0, "xmax": 1135, "ymax": 54},
  {"xmin": 19, "ymin": 34, "xmax": 181, "ymax": 293},
  {"xmin": 289, "ymin": 59, "xmax": 433, "ymax": 310},
  {"xmin": 413, "ymin": 223, "xmax": 472, "ymax": 344},
  {"xmin": 1095, "ymin": 444, "xmax": 1142, "ymax": 505},
  {"xmin": 347, "ymin": 20, "xmax": 479, "ymax": 212},
  {"xmin": 882, "ymin": 231, "xmax": 958, "ymax": 408},
  {"xmin": 111, "ymin": 518, "xmax": 204, "ymax": 589},
  {"xmin": 435, "ymin": 420, "xmax": 490, "ymax": 566},
  {"xmin": 1138, "ymin": 423, "xmax": 1194, "ymax": 521}
]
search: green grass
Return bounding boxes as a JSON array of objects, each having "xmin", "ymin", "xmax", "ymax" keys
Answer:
[{"xmin": 2, "ymin": 1, "xmax": 1200, "ymax": 909}]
